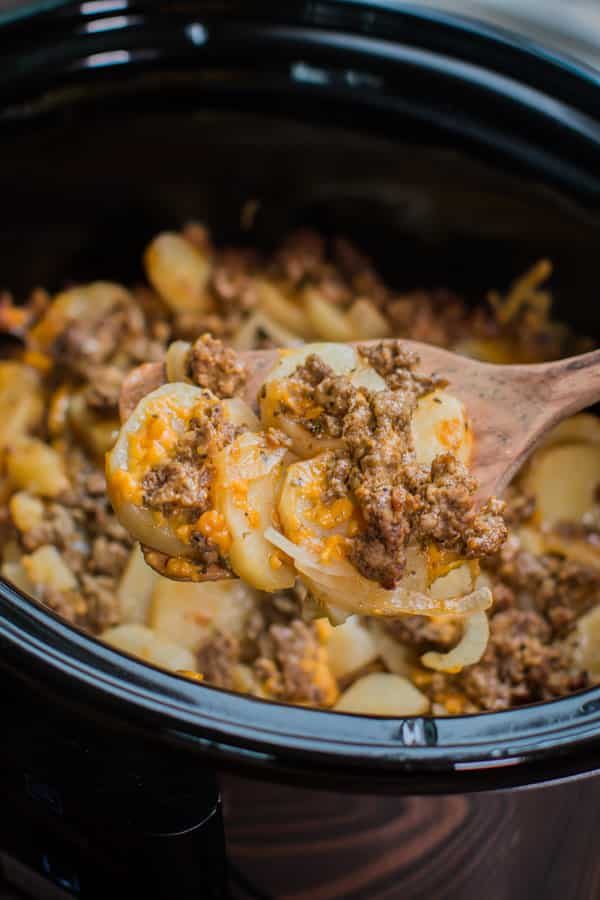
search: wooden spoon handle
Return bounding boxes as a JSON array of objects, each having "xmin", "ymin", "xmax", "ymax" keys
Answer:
[{"xmin": 542, "ymin": 347, "xmax": 600, "ymax": 416}]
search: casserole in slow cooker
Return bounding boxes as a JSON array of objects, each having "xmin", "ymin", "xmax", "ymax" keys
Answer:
[{"xmin": 1, "ymin": 221, "xmax": 599, "ymax": 716}]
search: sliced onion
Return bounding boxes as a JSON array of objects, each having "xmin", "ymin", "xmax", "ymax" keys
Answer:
[
  {"xmin": 265, "ymin": 526, "xmax": 492, "ymax": 617},
  {"xmin": 165, "ymin": 340, "xmax": 192, "ymax": 382},
  {"xmin": 421, "ymin": 610, "xmax": 490, "ymax": 673}
]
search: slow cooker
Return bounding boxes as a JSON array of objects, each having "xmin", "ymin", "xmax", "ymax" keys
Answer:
[{"xmin": 1, "ymin": 2, "xmax": 600, "ymax": 897}]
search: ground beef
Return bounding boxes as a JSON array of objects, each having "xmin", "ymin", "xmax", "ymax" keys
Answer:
[
  {"xmin": 279, "ymin": 349, "xmax": 506, "ymax": 589},
  {"xmin": 253, "ymin": 620, "xmax": 337, "ymax": 706},
  {"xmin": 83, "ymin": 365, "xmax": 123, "ymax": 413},
  {"xmin": 185, "ymin": 333, "xmax": 247, "ymax": 398},
  {"xmin": 210, "ymin": 248, "xmax": 257, "ymax": 309},
  {"xmin": 88, "ymin": 536, "xmax": 130, "ymax": 577},
  {"xmin": 141, "ymin": 400, "xmax": 238, "ymax": 514},
  {"xmin": 484, "ymin": 540, "xmax": 600, "ymax": 637},
  {"xmin": 20, "ymin": 503, "xmax": 78, "ymax": 553},
  {"xmin": 197, "ymin": 631, "xmax": 240, "ymax": 689},
  {"xmin": 459, "ymin": 609, "xmax": 587, "ymax": 711},
  {"xmin": 275, "ymin": 229, "xmax": 325, "ymax": 285},
  {"xmin": 39, "ymin": 587, "xmax": 88, "ymax": 627},
  {"xmin": 80, "ymin": 573, "xmax": 121, "ymax": 632},
  {"xmin": 142, "ymin": 460, "xmax": 213, "ymax": 513},
  {"xmin": 383, "ymin": 614, "xmax": 462, "ymax": 653},
  {"xmin": 358, "ymin": 340, "xmax": 447, "ymax": 395},
  {"xmin": 417, "ymin": 455, "xmax": 507, "ymax": 557}
]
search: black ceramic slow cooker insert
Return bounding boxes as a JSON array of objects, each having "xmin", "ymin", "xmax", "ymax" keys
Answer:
[{"xmin": 1, "ymin": 3, "xmax": 600, "ymax": 898}]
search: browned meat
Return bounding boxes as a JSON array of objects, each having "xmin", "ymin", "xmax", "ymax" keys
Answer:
[
  {"xmin": 185, "ymin": 333, "xmax": 247, "ymax": 398},
  {"xmin": 254, "ymin": 620, "xmax": 337, "ymax": 706},
  {"xmin": 485, "ymin": 541, "xmax": 600, "ymax": 636},
  {"xmin": 275, "ymin": 229, "xmax": 325, "ymax": 284},
  {"xmin": 80, "ymin": 573, "xmax": 121, "ymax": 632},
  {"xmin": 142, "ymin": 460, "xmax": 213, "ymax": 513},
  {"xmin": 358, "ymin": 339, "xmax": 447, "ymax": 395},
  {"xmin": 197, "ymin": 631, "xmax": 240, "ymax": 689},
  {"xmin": 459, "ymin": 609, "xmax": 586, "ymax": 711},
  {"xmin": 88, "ymin": 536, "xmax": 130, "ymax": 577},
  {"xmin": 83, "ymin": 365, "xmax": 123, "ymax": 413}
]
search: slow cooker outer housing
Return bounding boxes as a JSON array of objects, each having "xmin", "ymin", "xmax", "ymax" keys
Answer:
[{"xmin": 2, "ymin": 6, "xmax": 600, "ymax": 894}]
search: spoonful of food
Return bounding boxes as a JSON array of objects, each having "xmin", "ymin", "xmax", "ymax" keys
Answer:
[{"xmin": 107, "ymin": 335, "xmax": 600, "ymax": 617}]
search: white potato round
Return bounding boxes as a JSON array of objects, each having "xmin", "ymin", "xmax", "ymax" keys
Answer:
[
  {"xmin": 278, "ymin": 453, "xmax": 358, "ymax": 556},
  {"xmin": 107, "ymin": 382, "xmax": 258, "ymax": 559},
  {"xmin": 368, "ymin": 622, "xmax": 415, "ymax": 676},
  {"xmin": 29, "ymin": 282, "xmax": 135, "ymax": 349},
  {"xmin": 214, "ymin": 432, "xmax": 295, "ymax": 590},
  {"xmin": 523, "ymin": 442, "xmax": 600, "ymax": 526},
  {"xmin": 6, "ymin": 438, "xmax": 69, "ymax": 498},
  {"xmin": 326, "ymin": 615, "xmax": 379, "ymax": 679},
  {"xmin": 117, "ymin": 543, "xmax": 160, "ymax": 624},
  {"xmin": 538, "ymin": 413, "xmax": 600, "ymax": 450},
  {"xmin": 144, "ymin": 232, "xmax": 212, "ymax": 313},
  {"xmin": 334, "ymin": 672, "xmax": 430, "ymax": 716},
  {"xmin": 260, "ymin": 342, "xmax": 385, "ymax": 458},
  {"xmin": 149, "ymin": 577, "xmax": 256, "ymax": 651},
  {"xmin": 573, "ymin": 604, "xmax": 600, "ymax": 681},
  {"xmin": 303, "ymin": 288, "xmax": 355, "ymax": 342},
  {"xmin": 0, "ymin": 362, "xmax": 43, "ymax": 447},
  {"xmin": 255, "ymin": 279, "xmax": 314, "ymax": 339},
  {"xmin": 411, "ymin": 389, "xmax": 471, "ymax": 467},
  {"xmin": 107, "ymin": 382, "xmax": 216, "ymax": 557},
  {"xmin": 101, "ymin": 623, "xmax": 196, "ymax": 672}
]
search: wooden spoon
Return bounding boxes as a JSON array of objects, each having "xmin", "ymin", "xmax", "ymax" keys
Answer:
[{"xmin": 119, "ymin": 340, "xmax": 600, "ymax": 577}]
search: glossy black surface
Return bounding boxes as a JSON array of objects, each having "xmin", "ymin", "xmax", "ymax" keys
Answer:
[{"xmin": 1, "ymin": 0, "xmax": 600, "ymax": 793}]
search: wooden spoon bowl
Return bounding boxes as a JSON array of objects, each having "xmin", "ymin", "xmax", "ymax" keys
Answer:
[{"xmin": 121, "ymin": 340, "xmax": 600, "ymax": 502}]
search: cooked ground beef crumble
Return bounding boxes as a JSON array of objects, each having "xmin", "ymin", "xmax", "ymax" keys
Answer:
[{"xmin": 0, "ymin": 224, "xmax": 597, "ymax": 714}]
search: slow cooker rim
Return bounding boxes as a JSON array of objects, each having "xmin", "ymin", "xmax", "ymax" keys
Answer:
[
  {"xmin": 3, "ymin": 575, "xmax": 600, "ymax": 783},
  {"xmin": 1, "ymin": 0, "xmax": 600, "ymax": 785}
]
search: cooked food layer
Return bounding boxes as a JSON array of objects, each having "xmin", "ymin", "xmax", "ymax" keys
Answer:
[{"xmin": 0, "ymin": 224, "xmax": 596, "ymax": 715}]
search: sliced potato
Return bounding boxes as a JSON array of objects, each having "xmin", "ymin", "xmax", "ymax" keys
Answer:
[
  {"xmin": 117, "ymin": 543, "xmax": 160, "ymax": 624},
  {"xmin": 1, "ymin": 559, "xmax": 37, "ymax": 597},
  {"xmin": 539, "ymin": 413, "xmax": 600, "ymax": 451},
  {"xmin": 368, "ymin": 622, "xmax": 415, "ymax": 676},
  {"xmin": 347, "ymin": 298, "xmax": 390, "ymax": 339},
  {"xmin": 107, "ymin": 382, "xmax": 257, "ymax": 561},
  {"xmin": 6, "ymin": 438, "xmax": 69, "ymax": 497},
  {"xmin": 29, "ymin": 282, "xmax": 134, "ymax": 350},
  {"xmin": 101, "ymin": 623, "xmax": 196, "ymax": 671},
  {"xmin": 232, "ymin": 311, "xmax": 302, "ymax": 350},
  {"xmin": 303, "ymin": 288, "xmax": 355, "ymax": 342},
  {"xmin": 523, "ymin": 442, "xmax": 600, "ymax": 525},
  {"xmin": 411, "ymin": 389, "xmax": 471, "ymax": 467},
  {"xmin": 255, "ymin": 279, "xmax": 314, "ymax": 339},
  {"xmin": 260, "ymin": 342, "xmax": 384, "ymax": 458},
  {"xmin": 335, "ymin": 672, "xmax": 430, "ymax": 715},
  {"xmin": 107, "ymin": 382, "xmax": 213, "ymax": 558},
  {"xmin": 573, "ymin": 604, "xmax": 600, "ymax": 681},
  {"xmin": 144, "ymin": 232, "xmax": 212, "ymax": 313},
  {"xmin": 214, "ymin": 432, "xmax": 295, "ymax": 590},
  {"xmin": 21, "ymin": 545, "xmax": 77, "ymax": 592},
  {"xmin": 68, "ymin": 391, "xmax": 119, "ymax": 456},
  {"xmin": 9, "ymin": 491, "xmax": 44, "ymax": 533},
  {"xmin": 0, "ymin": 362, "xmax": 44, "ymax": 447},
  {"xmin": 278, "ymin": 453, "xmax": 359, "ymax": 558},
  {"xmin": 149, "ymin": 577, "xmax": 256, "ymax": 650},
  {"xmin": 326, "ymin": 615, "xmax": 378, "ymax": 679}
]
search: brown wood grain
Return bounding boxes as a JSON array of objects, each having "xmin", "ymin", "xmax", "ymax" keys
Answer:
[{"xmin": 222, "ymin": 771, "xmax": 600, "ymax": 900}]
